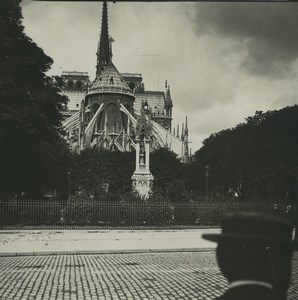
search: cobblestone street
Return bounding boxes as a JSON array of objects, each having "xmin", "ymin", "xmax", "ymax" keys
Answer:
[{"xmin": 0, "ymin": 251, "xmax": 297, "ymax": 300}]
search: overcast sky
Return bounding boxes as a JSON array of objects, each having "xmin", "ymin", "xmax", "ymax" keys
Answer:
[{"xmin": 21, "ymin": 1, "xmax": 298, "ymax": 152}]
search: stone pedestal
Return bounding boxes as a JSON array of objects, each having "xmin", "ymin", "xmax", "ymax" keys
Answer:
[
  {"xmin": 131, "ymin": 172, "xmax": 154, "ymax": 199},
  {"xmin": 132, "ymin": 137, "xmax": 154, "ymax": 199}
]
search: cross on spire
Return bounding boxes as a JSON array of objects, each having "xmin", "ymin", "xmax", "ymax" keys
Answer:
[{"xmin": 96, "ymin": 0, "xmax": 112, "ymax": 78}]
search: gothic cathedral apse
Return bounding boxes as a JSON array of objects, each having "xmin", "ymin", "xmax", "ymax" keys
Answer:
[{"xmin": 62, "ymin": 0, "xmax": 189, "ymax": 198}]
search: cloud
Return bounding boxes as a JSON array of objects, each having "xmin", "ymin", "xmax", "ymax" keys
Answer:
[
  {"xmin": 272, "ymin": 93, "xmax": 298, "ymax": 109},
  {"xmin": 20, "ymin": 1, "xmax": 298, "ymax": 151},
  {"xmin": 21, "ymin": 0, "xmax": 31, "ymax": 7},
  {"xmin": 189, "ymin": 3, "xmax": 298, "ymax": 78}
]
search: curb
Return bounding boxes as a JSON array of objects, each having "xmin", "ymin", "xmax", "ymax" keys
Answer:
[
  {"xmin": 0, "ymin": 248, "xmax": 215, "ymax": 257},
  {"xmin": 0, "ymin": 227, "xmax": 219, "ymax": 232}
]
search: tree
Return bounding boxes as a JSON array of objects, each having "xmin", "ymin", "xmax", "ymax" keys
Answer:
[
  {"xmin": 190, "ymin": 106, "xmax": 298, "ymax": 202},
  {"xmin": 150, "ymin": 148, "xmax": 190, "ymax": 201},
  {"xmin": 69, "ymin": 147, "xmax": 191, "ymax": 202},
  {"xmin": 69, "ymin": 149, "xmax": 135, "ymax": 196},
  {"xmin": 0, "ymin": 0, "xmax": 70, "ymax": 197}
]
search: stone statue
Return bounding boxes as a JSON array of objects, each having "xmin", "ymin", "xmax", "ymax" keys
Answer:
[{"xmin": 139, "ymin": 139, "xmax": 145, "ymax": 164}]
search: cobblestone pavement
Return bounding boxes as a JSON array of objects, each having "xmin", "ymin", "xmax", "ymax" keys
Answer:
[{"xmin": 0, "ymin": 252, "xmax": 297, "ymax": 300}]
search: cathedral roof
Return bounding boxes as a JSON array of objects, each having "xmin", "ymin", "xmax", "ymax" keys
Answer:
[
  {"xmin": 88, "ymin": 61, "xmax": 134, "ymax": 97},
  {"xmin": 134, "ymin": 91, "xmax": 165, "ymax": 117}
]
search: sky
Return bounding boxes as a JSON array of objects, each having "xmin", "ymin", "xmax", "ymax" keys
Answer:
[{"xmin": 21, "ymin": 1, "xmax": 298, "ymax": 152}]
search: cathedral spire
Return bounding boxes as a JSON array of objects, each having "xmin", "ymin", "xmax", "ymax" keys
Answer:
[{"xmin": 96, "ymin": 0, "xmax": 111, "ymax": 78}]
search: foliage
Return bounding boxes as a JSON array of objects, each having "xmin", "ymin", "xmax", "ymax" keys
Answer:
[
  {"xmin": 150, "ymin": 148, "xmax": 190, "ymax": 201},
  {"xmin": 63, "ymin": 190, "xmax": 95, "ymax": 226},
  {"xmin": 65, "ymin": 147, "xmax": 193, "ymax": 225},
  {"xmin": 0, "ymin": 199, "xmax": 64, "ymax": 227},
  {"xmin": 62, "ymin": 189, "xmax": 174, "ymax": 226},
  {"xmin": 69, "ymin": 149, "xmax": 135, "ymax": 195},
  {"xmin": 69, "ymin": 147, "xmax": 191, "ymax": 202},
  {"xmin": 3, "ymin": 197, "xmax": 292, "ymax": 228},
  {"xmin": 0, "ymin": 0, "xmax": 70, "ymax": 197},
  {"xmin": 190, "ymin": 106, "xmax": 298, "ymax": 203}
]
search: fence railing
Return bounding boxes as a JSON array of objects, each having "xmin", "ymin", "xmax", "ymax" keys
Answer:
[{"xmin": 0, "ymin": 199, "xmax": 296, "ymax": 229}]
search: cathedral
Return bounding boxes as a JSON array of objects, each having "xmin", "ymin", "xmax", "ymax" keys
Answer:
[{"xmin": 61, "ymin": 0, "xmax": 189, "ymax": 197}]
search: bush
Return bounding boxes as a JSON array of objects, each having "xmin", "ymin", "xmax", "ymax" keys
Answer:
[{"xmin": 63, "ymin": 190, "xmax": 95, "ymax": 226}]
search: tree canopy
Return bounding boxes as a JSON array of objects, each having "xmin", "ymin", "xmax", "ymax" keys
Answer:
[
  {"xmin": 69, "ymin": 149, "xmax": 135, "ymax": 196},
  {"xmin": 190, "ymin": 106, "xmax": 298, "ymax": 202},
  {"xmin": 150, "ymin": 148, "xmax": 190, "ymax": 201},
  {"xmin": 69, "ymin": 147, "xmax": 190, "ymax": 202},
  {"xmin": 0, "ymin": 0, "xmax": 70, "ymax": 197}
]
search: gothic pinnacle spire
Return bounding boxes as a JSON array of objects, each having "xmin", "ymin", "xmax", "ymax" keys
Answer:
[
  {"xmin": 96, "ymin": 0, "xmax": 112, "ymax": 78},
  {"xmin": 185, "ymin": 116, "xmax": 188, "ymax": 135}
]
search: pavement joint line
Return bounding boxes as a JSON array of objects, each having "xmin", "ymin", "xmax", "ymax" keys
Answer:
[{"xmin": 0, "ymin": 248, "xmax": 216, "ymax": 257}]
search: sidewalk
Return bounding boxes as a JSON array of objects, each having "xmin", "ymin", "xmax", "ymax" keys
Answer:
[{"xmin": 0, "ymin": 229, "xmax": 219, "ymax": 256}]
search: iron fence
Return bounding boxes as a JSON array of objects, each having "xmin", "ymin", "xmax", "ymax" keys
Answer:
[{"xmin": 0, "ymin": 199, "xmax": 296, "ymax": 229}]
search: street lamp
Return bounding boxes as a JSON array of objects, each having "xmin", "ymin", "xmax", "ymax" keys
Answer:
[
  {"xmin": 205, "ymin": 165, "xmax": 209, "ymax": 199},
  {"xmin": 67, "ymin": 171, "xmax": 71, "ymax": 199}
]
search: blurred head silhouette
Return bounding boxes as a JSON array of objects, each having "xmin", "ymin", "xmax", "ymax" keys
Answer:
[{"xmin": 203, "ymin": 211, "xmax": 297, "ymax": 300}]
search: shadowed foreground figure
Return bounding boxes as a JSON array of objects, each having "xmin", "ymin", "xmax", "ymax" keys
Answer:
[{"xmin": 203, "ymin": 211, "xmax": 297, "ymax": 300}]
